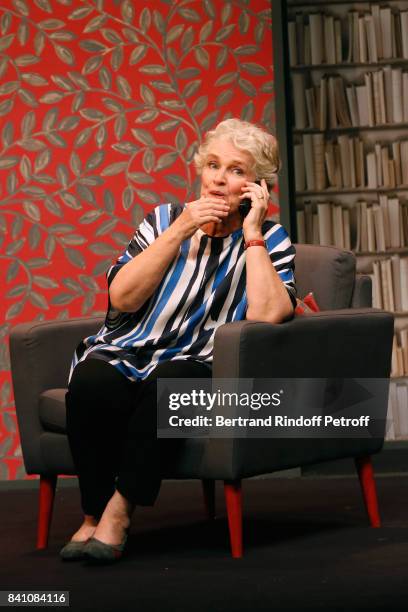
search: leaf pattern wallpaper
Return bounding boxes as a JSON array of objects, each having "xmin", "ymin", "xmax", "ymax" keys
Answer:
[{"xmin": 0, "ymin": 0, "xmax": 276, "ymax": 480}]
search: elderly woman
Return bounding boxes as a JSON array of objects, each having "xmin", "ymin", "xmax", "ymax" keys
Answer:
[{"xmin": 61, "ymin": 118, "xmax": 296, "ymax": 563}]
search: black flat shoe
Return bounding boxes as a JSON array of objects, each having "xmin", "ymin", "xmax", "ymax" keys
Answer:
[
  {"xmin": 84, "ymin": 533, "xmax": 128, "ymax": 564},
  {"xmin": 60, "ymin": 540, "xmax": 89, "ymax": 561}
]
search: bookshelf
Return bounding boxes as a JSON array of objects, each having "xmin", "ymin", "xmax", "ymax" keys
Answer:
[{"xmin": 280, "ymin": 0, "xmax": 408, "ymax": 446}]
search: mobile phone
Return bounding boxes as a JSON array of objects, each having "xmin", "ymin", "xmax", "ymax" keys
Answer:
[{"xmin": 239, "ymin": 180, "xmax": 261, "ymax": 219}]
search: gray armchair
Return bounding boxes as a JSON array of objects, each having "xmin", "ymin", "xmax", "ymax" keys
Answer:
[{"xmin": 9, "ymin": 244, "xmax": 394, "ymax": 558}]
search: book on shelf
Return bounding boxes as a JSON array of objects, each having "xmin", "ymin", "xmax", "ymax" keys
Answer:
[
  {"xmin": 313, "ymin": 133, "xmax": 326, "ymax": 190},
  {"xmin": 385, "ymin": 399, "xmax": 396, "ymax": 440},
  {"xmin": 379, "ymin": 194, "xmax": 391, "ymax": 246},
  {"xmin": 348, "ymin": 138, "xmax": 356, "ymax": 189},
  {"xmin": 381, "ymin": 147, "xmax": 391, "ymax": 188},
  {"xmin": 391, "ymin": 255, "xmax": 402, "ymax": 312},
  {"xmin": 374, "ymin": 142, "xmax": 382, "ymax": 186},
  {"xmin": 309, "ymin": 13, "xmax": 324, "ymax": 65},
  {"xmin": 392, "ymin": 68, "xmax": 403, "ymax": 124},
  {"xmin": 292, "ymin": 72, "xmax": 307, "ymax": 129},
  {"xmin": 402, "ymin": 143, "xmax": 408, "ymax": 185},
  {"xmin": 343, "ymin": 208, "xmax": 351, "ymax": 250},
  {"xmin": 376, "ymin": 256, "xmax": 408, "ymax": 313},
  {"xmin": 296, "ymin": 198, "xmax": 408, "ymax": 263},
  {"xmin": 364, "ymin": 72, "xmax": 375, "ymax": 127},
  {"xmin": 387, "ymin": 380, "xmax": 408, "ymax": 441},
  {"xmin": 372, "ymin": 260, "xmax": 382, "ymax": 307},
  {"xmin": 338, "ymin": 135, "xmax": 350, "ymax": 187},
  {"xmin": 355, "ymin": 84, "xmax": 369, "ymax": 127},
  {"xmin": 304, "ymin": 201, "xmax": 314, "ymax": 244},
  {"xmin": 346, "ymin": 12, "xmax": 353, "ymax": 63},
  {"xmin": 288, "ymin": 20, "xmax": 297, "ymax": 67},
  {"xmin": 402, "ymin": 11, "xmax": 408, "ymax": 59},
  {"xmin": 324, "ymin": 15, "xmax": 336, "ymax": 65},
  {"xmin": 404, "ymin": 73, "xmax": 408, "ymax": 123},
  {"xmin": 388, "ymin": 198, "xmax": 401, "ymax": 248},
  {"xmin": 294, "ymin": 143, "xmax": 306, "ymax": 192},
  {"xmin": 352, "ymin": 11, "xmax": 360, "ymax": 63},
  {"xmin": 324, "ymin": 142, "xmax": 336, "ymax": 186},
  {"xmin": 365, "ymin": 14, "xmax": 378, "ymax": 63},
  {"xmin": 295, "ymin": 12, "xmax": 305, "ymax": 65},
  {"xmin": 372, "ymin": 70, "xmax": 385, "ymax": 125},
  {"xmin": 305, "ymin": 87, "xmax": 317, "ymax": 128},
  {"xmin": 302, "ymin": 134, "xmax": 315, "ymax": 191},
  {"xmin": 358, "ymin": 15, "xmax": 367, "ymax": 64},
  {"xmin": 396, "ymin": 384, "xmax": 408, "ymax": 437},
  {"xmin": 319, "ymin": 76, "xmax": 327, "ymax": 130},
  {"xmin": 294, "ymin": 135, "xmax": 408, "ymax": 192},
  {"xmin": 371, "ymin": 5, "xmax": 383, "ymax": 58},
  {"xmin": 367, "ymin": 207, "xmax": 376, "ymax": 253},
  {"xmin": 382, "ymin": 258, "xmax": 395, "ymax": 311},
  {"xmin": 334, "ymin": 18, "xmax": 342, "ymax": 64},
  {"xmin": 292, "ymin": 68, "xmax": 408, "ymax": 131},
  {"xmin": 346, "ymin": 84, "xmax": 359, "ymax": 127},
  {"xmin": 288, "ymin": 5, "xmax": 408, "ymax": 67},
  {"xmin": 296, "ymin": 210, "xmax": 306, "ymax": 243},
  {"xmin": 359, "ymin": 200, "xmax": 368, "ymax": 252},
  {"xmin": 332, "ymin": 205, "xmax": 344, "ymax": 248},
  {"xmin": 296, "ymin": 202, "xmax": 351, "ymax": 250},
  {"xmin": 327, "ymin": 76, "xmax": 336, "ymax": 129},
  {"xmin": 401, "ymin": 258, "xmax": 408, "ymax": 311},
  {"xmin": 386, "ymin": 383, "xmax": 396, "ymax": 441},
  {"xmin": 401, "ymin": 329, "xmax": 408, "ymax": 374},
  {"xmin": 380, "ymin": 7, "xmax": 393, "ymax": 60},
  {"xmin": 334, "ymin": 76, "xmax": 352, "ymax": 128},
  {"xmin": 359, "ymin": 197, "xmax": 408, "ymax": 253},
  {"xmin": 372, "ymin": 204, "xmax": 386, "ymax": 252},
  {"xmin": 366, "ymin": 152, "xmax": 377, "ymax": 188},
  {"xmin": 304, "ymin": 23, "xmax": 311, "ymax": 65}
]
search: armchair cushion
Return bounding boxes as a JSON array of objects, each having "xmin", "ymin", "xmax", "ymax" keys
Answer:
[{"xmin": 39, "ymin": 389, "xmax": 67, "ymax": 434}]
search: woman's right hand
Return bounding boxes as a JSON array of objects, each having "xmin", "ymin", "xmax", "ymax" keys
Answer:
[{"xmin": 176, "ymin": 196, "xmax": 230, "ymax": 238}]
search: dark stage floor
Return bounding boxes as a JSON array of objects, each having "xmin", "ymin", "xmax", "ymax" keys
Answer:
[{"xmin": 1, "ymin": 475, "xmax": 408, "ymax": 612}]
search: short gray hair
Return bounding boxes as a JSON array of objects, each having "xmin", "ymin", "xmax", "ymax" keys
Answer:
[{"xmin": 194, "ymin": 118, "xmax": 280, "ymax": 191}]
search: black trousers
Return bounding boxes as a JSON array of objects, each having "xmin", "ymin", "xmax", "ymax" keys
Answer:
[{"xmin": 66, "ymin": 358, "xmax": 211, "ymax": 517}]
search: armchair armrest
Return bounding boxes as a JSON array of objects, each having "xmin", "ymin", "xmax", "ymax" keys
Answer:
[
  {"xmin": 9, "ymin": 316, "xmax": 103, "ymax": 473},
  {"xmin": 213, "ymin": 309, "xmax": 393, "ymax": 378},
  {"xmin": 201, "ymin": 309, "xmax": 394, "ymax": 480}
]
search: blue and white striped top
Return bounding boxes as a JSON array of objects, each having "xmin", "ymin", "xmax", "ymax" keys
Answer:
[{"xmin": 70, "ymin": 203, "xmax": 296, "ymax": 382}]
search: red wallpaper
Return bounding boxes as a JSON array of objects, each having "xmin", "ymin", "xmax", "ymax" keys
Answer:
[{"xmin": 0, "ymin": 0, "xmax": 275, "ymax": 480}]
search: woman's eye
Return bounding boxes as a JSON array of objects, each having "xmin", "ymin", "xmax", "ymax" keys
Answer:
[
  {"xmin": 208, "ymin": 161, "xmax": 217, "ymax": 168},
  {"xmin": 233, "ymin": 168, "xmax": 243, "ymax": 175}
]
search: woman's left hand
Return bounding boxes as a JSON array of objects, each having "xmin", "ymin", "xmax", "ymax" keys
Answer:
[{"xmin": 240, "ymin": 178, "xmax": 269, "ymax": 239}]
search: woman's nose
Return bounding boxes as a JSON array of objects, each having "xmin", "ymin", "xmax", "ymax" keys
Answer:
[{"xmin": 214, "ymin": 169, "xmax": 226, "ymax": 183}]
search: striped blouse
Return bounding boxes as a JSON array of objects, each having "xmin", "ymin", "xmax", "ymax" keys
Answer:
[{"xmin": 70, "ymin": 203, "xmax": 296, "ymax": 382}]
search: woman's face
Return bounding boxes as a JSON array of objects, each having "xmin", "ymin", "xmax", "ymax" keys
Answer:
[{"xmin": 200, "ymin": 138, "xmax": 256, "ymax": 212}]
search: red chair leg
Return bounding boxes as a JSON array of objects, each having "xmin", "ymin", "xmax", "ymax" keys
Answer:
[
  {"xmin": 355, "ymin": 456, "xmax": 381, "ymax": 528},
  {"xmin": 201, "ymin": 479, "xmax": 216, "ymax": 520},
  {"xmin": 37, "ymin": 474, "xmax": 57, "ymax": 549},
  {"xmin": 224, "ymin": 480, "xmax": 243, "ymax": 558}
]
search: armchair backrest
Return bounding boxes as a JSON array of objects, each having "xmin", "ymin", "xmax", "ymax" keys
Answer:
[{"xmin": 294, "ymin": 244, "xmax": 369, "ymax": 310}]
